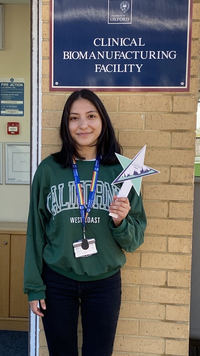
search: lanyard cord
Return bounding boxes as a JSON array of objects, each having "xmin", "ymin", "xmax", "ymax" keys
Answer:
[{"xmin": 72, "ymin": 156, "xmax": 100, "ymax": 236}]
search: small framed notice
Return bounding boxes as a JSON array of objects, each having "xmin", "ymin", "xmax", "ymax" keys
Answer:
[
  {"xmin": 0, "ymin": 78, "xmax": 25, "ymax": 116},
  {"xmin": 5, "ymin": 143, "xmax": 30, "ymax": 184}
]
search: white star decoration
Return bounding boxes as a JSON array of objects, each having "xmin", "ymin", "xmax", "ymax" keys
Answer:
[{"xmin": 109, "ymin": 145, "xmax": 159, "ymax": 218}]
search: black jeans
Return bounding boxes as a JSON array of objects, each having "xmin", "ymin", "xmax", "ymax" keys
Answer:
[{"xmin": 41, "ymin": 263, "xmax": 121, "ymax": 356}]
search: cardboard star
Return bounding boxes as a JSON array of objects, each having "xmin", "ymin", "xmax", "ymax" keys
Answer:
[{"xmin": 112, "ymin": 145, "xmax": 159, "ymax": 196}]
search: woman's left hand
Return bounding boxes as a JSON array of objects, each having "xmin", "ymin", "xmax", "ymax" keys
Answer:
[{"xmin": 109, "ymin": 196, "xmax": 131, "ymax": 227}]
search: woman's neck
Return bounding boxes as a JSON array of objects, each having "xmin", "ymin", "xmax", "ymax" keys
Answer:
[{"xmin": 77, "ymin": 146, "xmax": 97, "ymax": 160}]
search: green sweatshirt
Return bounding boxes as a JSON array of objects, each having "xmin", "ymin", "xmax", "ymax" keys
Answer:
[{"xmin": 24, "ymin": 155, "xmax": 147, "ymax": 301}]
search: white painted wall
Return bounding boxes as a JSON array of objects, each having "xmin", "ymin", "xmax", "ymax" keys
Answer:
[{"xmin": 0, "ymin": 4, "xmax": 30, "ymax": 222}]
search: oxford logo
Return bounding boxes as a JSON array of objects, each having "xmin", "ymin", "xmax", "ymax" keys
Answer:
[{"xmin": 120, "ymin": 1, "xmax": 130, "ymax": 13}]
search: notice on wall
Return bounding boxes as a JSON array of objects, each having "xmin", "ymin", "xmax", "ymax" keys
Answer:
[
  {"xmin": 0, "ymin": 78, "xmax": 24, "ymax": 116},
  {"xmin": 50, "ymin": 0, "xmax": 192, "ymax": 92}
]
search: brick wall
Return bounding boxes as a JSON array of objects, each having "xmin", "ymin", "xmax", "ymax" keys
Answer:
[{"xmin": 39, "ymin": 0, "xmax": 200, "ymax": 355}]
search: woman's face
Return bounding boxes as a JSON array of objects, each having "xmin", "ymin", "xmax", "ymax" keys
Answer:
[{"xmin": 68, "ymin": 98, "xmax": 102, "ymax": 154}]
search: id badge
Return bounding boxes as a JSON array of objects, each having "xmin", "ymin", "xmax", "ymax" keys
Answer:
[{"xmin": 73, "ymin": 238, "xmax": 97, "ymax": 258}]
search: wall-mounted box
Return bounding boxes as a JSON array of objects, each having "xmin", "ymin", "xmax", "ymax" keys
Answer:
[
  {"xmin": 7, "ymin": 122, "xmax": 20, "ymax": 135},
  {"xmin": 0, "ymin": 5, "xmax": 4, "ymax": 50}
]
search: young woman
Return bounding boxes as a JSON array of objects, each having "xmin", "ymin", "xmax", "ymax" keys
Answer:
[{"xmin": 24, "ymin": 89, "xmax": 147, "ymax": 356}]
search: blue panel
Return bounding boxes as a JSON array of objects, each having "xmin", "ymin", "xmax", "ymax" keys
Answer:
[
  {"xmin": 0, "ymin": 81, "xmax": 24, "ymax": 116},
  {"xmin": 51, "ymin": 0, "xmax": 191, "ymax": 91}
]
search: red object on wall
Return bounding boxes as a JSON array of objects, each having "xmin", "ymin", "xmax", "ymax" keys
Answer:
[{"xmin": 7, "ymin": 122, "xmax": 20, "ymax": 135}]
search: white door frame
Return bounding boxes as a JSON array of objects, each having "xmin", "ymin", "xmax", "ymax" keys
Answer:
[{"xmin": 29, "ymin": 0, "xmax": 42, "ymax": 355}]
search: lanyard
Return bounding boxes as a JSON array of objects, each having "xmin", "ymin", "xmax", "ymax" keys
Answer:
[{"xmin": 72, "ymin": 156, "xmax": 100, "ymax": 237}]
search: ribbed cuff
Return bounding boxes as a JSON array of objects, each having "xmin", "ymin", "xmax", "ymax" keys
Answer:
[{"xmin": 28, "ymin": 290, "xmax": 46, "ymax": 302}]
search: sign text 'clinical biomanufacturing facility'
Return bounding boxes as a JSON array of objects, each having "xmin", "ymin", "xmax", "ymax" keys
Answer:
[{"xmin": 50, "ymin": 0, "xmax": 192, "ymax": 91}]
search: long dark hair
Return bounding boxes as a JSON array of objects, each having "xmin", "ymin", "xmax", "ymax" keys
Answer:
[{"xmin": 52, "ymin": 89, "xmax": 121, "ymax": 167}]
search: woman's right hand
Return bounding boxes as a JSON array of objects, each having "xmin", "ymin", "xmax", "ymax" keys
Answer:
[{"xmin": 29, "ymin": 299, "xmax": 46, "ymax": 317}]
